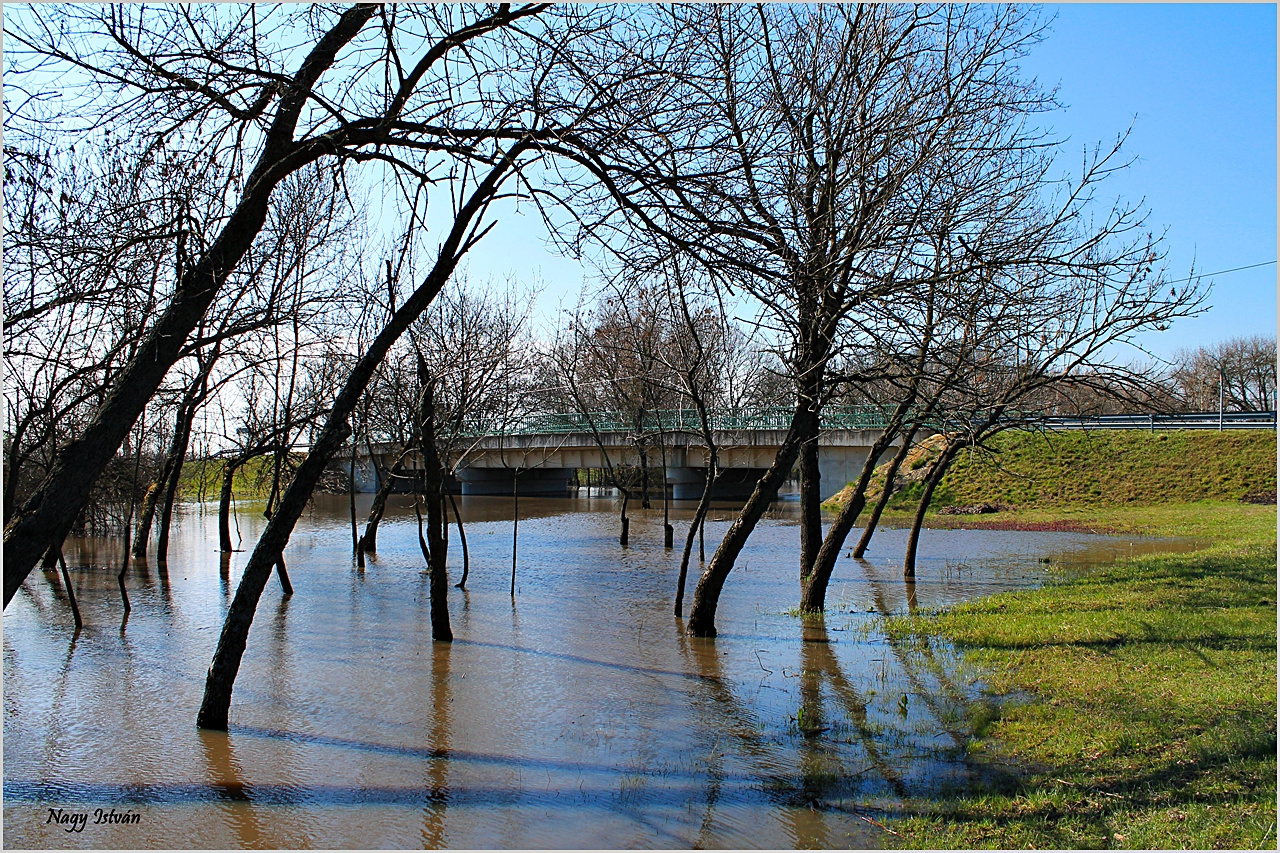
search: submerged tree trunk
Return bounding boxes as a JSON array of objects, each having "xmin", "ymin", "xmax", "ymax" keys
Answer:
[
  {"xmin": 57, "ymin": 551, "xmax": 83, "ymax": 630},
  {"xmin": 155, "ymin": 414, "xmax": 196, "ymax": 563},
  {"xmin": 619, "ymin": 490, "xmax": 630, "ymax": 548},
  {"xmin": 2, "ymin": 5, "xmax": 379, "ymax": 607},
  {"xmin": 800, "ymin": 419, "xmax": 926, "ymax": 611},
  {"xmin": 686, "ymin": 411, "xmax": 806, "ymax": 637},
  {"xmin": 218, "ymin": 459, "xmax": 241, "ymax": 553},
  {"xmin": 510, "ymin": 469, "xmax": 520, "ymax": 595},
  {"xmin": 417, "ymin": 373, "xmax": 452, "ymax": 642},
  {"xmin": 674, "ymin": 462, "xmax": 715, "ymax": 618},
  {"xmin": 132, "ymin": 482, "xmax": 164, "ymax": 560},
  {"xmin": 797, "ymin": 403, "xmax": 822, "ymax": 581},
  {"xmin": 638, "ymin": 441, "xmax": 652, "ymax": 509},
  {"xmin": 852, "ymin": 433, "xmax": 918, "ymax": 559},
  {"xmin": 349, "ymin": 439, "xmax": 360, "ymax": 564},
  {"xmin": 139, "ymin": 347, "xmax": 218, "ymax": 561},
  {"xmin": 659, "ymin": 429, "xmax": 673, "ymax": 548},
  {"xmin": 358, "ymin": 450, "xmax": 410, "ymax": 558},
  {"xmin": 449, "ymin": 490, "xmax": 470, "ymax": 589},
  {"xmin": 197, "ymin": 135, "xmax": 533, "ymax": 730},
  {"xmin": 903, "ymin": 444, "xmax": 959, "ymax": 579},
  {"xmin": 134, "ymin": 410, "xmax": 190, "ymax": 559}
]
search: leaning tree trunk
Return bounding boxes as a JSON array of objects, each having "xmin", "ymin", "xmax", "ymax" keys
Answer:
[
  {"xmin": 449, "ymin": 491, "xmax": 470, "ymax": 589},
  {"xmin": 674, "ymin": 459, "xmax": 716, "ymax": 618},
  {"xmin": 686, "ymin": 412, "xmax": 806, "ymax": 637},
  {"xmin": 800, "ymin": 418, "xmax": 923, "ymax": 611},
  {"xmin": 196, "ymin": 138, "xmax": 528, "ymax": 729},
  {"xmin": 134, "ymin": 411, "xmax": 191, "ymax": 559},
  {"xmin": 132, "ymin": 481, "xmax": 164, "ymax": 560},
  {"xmin": 1, "ymin": 5, "xmax": 379, "ymax": 608},
  {"xmin": 852, "ymin": 430, "xmax": 919, "ymax": 559},
  {"xmin": 155, "ymin": 408, "xmax": 197, "ymax": 563},
  {"xmin": 903, "ymin": 444, "xmax": 959, "ymax": 579},
  {"xmin": 358, "ymin": 450, "xmax": 410, "ymax": 558}
]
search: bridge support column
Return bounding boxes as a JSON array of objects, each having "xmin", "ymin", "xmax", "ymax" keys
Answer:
[
  {"xmin": 667, "ymin": 467, "xmax": 772, "ymax": 501},
  {"xmin": 456, "ymin": 467, "xmax": 573, "ymax": 496}
]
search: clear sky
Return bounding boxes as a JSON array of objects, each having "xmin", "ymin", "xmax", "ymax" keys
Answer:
[{"xmin": 459, "ymin": 4, "xmax": 1278, "ymax": 363}]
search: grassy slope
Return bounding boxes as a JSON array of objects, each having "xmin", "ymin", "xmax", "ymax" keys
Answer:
[
  {"xmin": 935, "ymin": 429, "xmax": 1276, "ymax": 507},
  {"xmin": 825, "ymin": 429, "xmax": 1277, "ymax": 516},
  {"xmin": 868, "ymin": 430, "xmax": 1277, "ymax": 848}
]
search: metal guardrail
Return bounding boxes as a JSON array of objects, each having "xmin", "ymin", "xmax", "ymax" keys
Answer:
[{"xmin": 1040, "ymin": 411, "xmax": 1277, "ymax": 431}]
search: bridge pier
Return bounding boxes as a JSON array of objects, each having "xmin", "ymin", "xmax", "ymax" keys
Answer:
[
  {"xmin": 666, "ymin": 467, "xmax": 773, "ymax": 501},
  {"xmin": 456, "ymin": 467, "xmax": 573, "ymax": 496}
]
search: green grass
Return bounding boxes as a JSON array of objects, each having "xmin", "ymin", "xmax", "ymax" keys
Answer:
[
  {"xmin": 177, "ymin": 456, "xmax": 284, "ymax": 502},
  {"xmin": 836, "ymin": 429, "xmax": 1280, "ymax": 847},
  {"xmin": 884, "ymin": 537, "xmax": 1276, "ymax": 849},
  {"xmin": 915, "ymin": 429, "xmax": 1276, "ymax": 509}
]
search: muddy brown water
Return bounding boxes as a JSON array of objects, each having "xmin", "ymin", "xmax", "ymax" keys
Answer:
[{"xmin": 4, "ymin": 494, "xmax": 1196, "ymax": 848}]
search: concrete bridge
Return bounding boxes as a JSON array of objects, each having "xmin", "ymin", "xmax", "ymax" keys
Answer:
[{"xmin": 339, "ymin": 408, "xmax": 918, "ymax": 500}]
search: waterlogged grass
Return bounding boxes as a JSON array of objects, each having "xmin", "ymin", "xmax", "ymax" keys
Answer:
[
  {"xmin": 882, "ymin": 523, "xmax": 1277, "ymax": 849},
  {"xmin": 887, "ymin": 500, "xmax": 1276, "ymax": 543}
]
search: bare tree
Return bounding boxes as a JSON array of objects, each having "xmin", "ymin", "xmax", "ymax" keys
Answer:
[
  {"xmin": 195, "ymin": 5, "xmax": 681, "ymax": 727},
  {"xmin": 548, "ymin": 5, "xmax": 1204, "ymax": 634},
  {"xmin": 3, "ymin": 3, "xmax": 606, "ymax": 604},
  {"xmin": 1171, "ymin": 336, "xmax": 1277, "ymax": 412}
]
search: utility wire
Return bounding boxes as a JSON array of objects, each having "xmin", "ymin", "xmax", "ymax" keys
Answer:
[{"xmin": 1172, "ymin": 259, "xmax": 1276, "ymax": 285}]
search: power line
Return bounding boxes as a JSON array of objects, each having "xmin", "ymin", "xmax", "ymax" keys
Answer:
[{"xmin": 1172, "ymin": 259, "xmax": 1276, "ymax": 285}]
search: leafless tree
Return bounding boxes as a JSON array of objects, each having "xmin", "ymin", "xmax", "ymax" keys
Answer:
[
  {"xmin": 4, "ymin": 3, "xmax": 627, "ymax": 604},
  {"xmin": 549, "ymin": 5, "xmax": 1203, "ymax": 634},
  {"xmin": 196, "ymin": 5, "xmax": 679, "ymax": 728},
  {"xmin": 1170, "ymin": 336, "xmax": 1277, "ymax": 413}
]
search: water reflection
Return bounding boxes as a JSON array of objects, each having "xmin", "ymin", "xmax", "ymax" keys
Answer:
[{"xmin": 4, "ymin": 495, "xmax": 1196, "ymax": 848}]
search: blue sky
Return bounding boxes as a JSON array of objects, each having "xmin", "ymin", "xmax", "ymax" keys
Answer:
[{"xmin": 462, "ymin": 4, "xmax": 1277, "ymax": 363}]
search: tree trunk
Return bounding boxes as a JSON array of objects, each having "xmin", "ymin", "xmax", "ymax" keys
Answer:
[
  {"xmin": 510, "ymin": 469, "xmax": 520, "ymax": 595},
  {"xmin": 417, "ymin": 375, "xmax": 452, "ymax": 642},
  {"xmin": 349, "ymin": 439, "xmax": 360, "ymax": 564},
  {"xmin": 800, "ymin": 421, "xmax": 920, "ymax": 611},
  {"xmin": 218, "ymin": 459, "xmax": 241, "ymax": 553},
  {"xmin": 659, "ymin": 431, "xmax": 673, "ymax": 548},
  {"xmin": 639, "ymin": 441, "xmax": 652, "ymax": 509},
  {"xmin": 797, "ymin": 403, "xmax": 822, "ymax": 581},
  {"xmin": 155, "ymin": 409, "xmax": 196, "ymax": 563},
  {"xmin": 904, "ymin": 445, "xmax": 957, "ymax": 579},
  {"xmin": 619, "ymin": 491, "xmax": 630, "ymax": 548},
  {"xmin": 2, "ymin": 5, "xmax": 378, "ymax": 607},
  {"xmin": 196, "ymin": 140, "xmax": 527, "ymax": 728},
  {"xmin": 132, "ymin": 482, "xmax": 164, "ymax": 560},
  {"xmin": 449, "ymin": 490, "xmax": 470, "ymax": 589},
  {"xmin": 358, "ymin": 450, "xmax": 410, "ymax": 557},
  {"xmin": 674, "ymin": 465, "xmax": 715, "ymax": 618},
  {"xmin": 57, "ymin": 551, "xmax": 83, "ymax": 631},
  {"xmin": 852, "ymin": 433, "xmax": 918, "ymax": 559},
  {"xmin": 686, "ymin": 412, "xmax": 805, "ymax": 637}
]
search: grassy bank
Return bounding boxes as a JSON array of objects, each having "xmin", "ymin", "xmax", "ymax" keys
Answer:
[
  {"xmin": 853, "ymin": 430, "xmax": 1277, "ymax": 848},
  {"xmin": 176, "ymin": 456, "xmax": 282, "ymax": 502},
  {"xmin": 827, "ymin": 428, "xmax": 1276, "ymax": 516}
]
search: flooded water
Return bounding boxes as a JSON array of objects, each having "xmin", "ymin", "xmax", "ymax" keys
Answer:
[{"xmin": 4, "ymin": 494, "xmax": 1194, "ymax": 848}]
